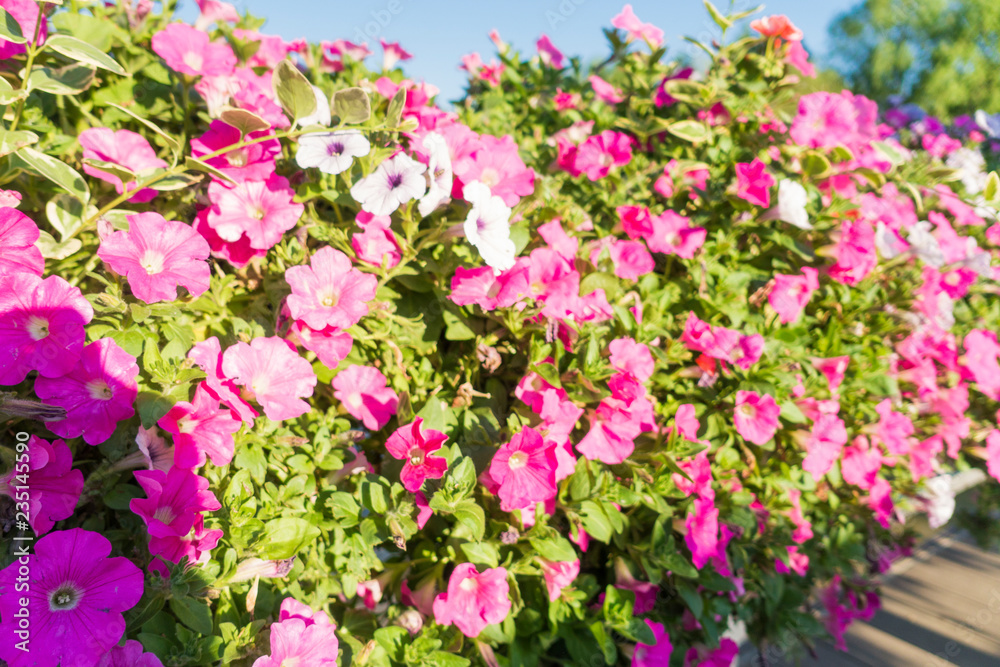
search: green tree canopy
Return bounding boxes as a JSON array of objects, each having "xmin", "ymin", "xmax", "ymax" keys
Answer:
[{"xmin": 828, "ymin": 0, "xmax": 1000, "ymax": 118}]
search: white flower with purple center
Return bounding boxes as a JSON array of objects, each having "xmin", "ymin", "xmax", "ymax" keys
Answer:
[
  {"xmin": 350, "ymin": 153, "xmax": 427, "ymax": 216},
  {"xmin": 296, "ymin": 130, "xmax": 371, "ymax": 175},
  {"xmin": 463, "ymin": 180, "xmax": 516, "ymax": 273},
  {"xmin": 418, "ymin": 132, "xmax": 453, "ymax": 217}
]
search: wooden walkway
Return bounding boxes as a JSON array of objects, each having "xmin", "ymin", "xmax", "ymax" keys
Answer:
[{"xmin": 739, "ymin": 528, "xmax": 1000, "ymax": 667}]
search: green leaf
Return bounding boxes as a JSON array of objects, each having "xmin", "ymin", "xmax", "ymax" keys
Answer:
[
  {"xmin": 272, "ymin": 59, "xmax": 316, "ymax": 123},
  {"xmin": 454, "ymin": 499, "xmax": 485, "ymax": 540},
  {"xmin": 580, "ymin": 500, "xmax": 613, "ymax": 542},
  {"xmin": 107, "ymin": 103, "xmax": 181, "ymax": 155},
  {"xmin": 83, "ymin": 158, "xmax": 136, "ymax": 184},
  {"xmin": 256, "ymin": 518, "xmax": 321, "ymax": 559},
  {"xmin": 871, "ymin": 141, "xmax": 904, "ymax": 167},
  {"xmin": 26, "ymin": 64, "xmax": 96, "ymax": 95},
  {"xmin": 666, "ymin": 119, "xmax": 711, "ymax": 143},
  {"xmin": 148, "ymin": 171, "xmax": 203, "ymax": 191},
  {"xmin": 15, "ymin": 147, "xmax": 90, "ymax": 202},
  {"xmin": 45, "ymin": 194, "xmax": 87, "ymax": 241},
  {"xmin": 661, "ymin": 78, "xmax": 707, "ymax": 104},
  {"xmin": 0, "ymin": 129, "xmax": 37, "ymax": 158},
  {"xmin": 374, "ymin": 626, "xmax": 410, "ymax": 662},
  {"xmin": 529, "ymin": 534, "xmax": 578, "ymax": 562},
  {"xmin": 801, "ymin": 151, "xmax": 832, "ymax": 177},
  {"xmin": 386, "ymin": 86, "xmax": 406, "ymax": 128},
  {"xmin": 703, "ymin": 1, "xmax": 731, "ymax": 30},
  {"xmin": 35, "ymin": 230, "xmax": 82, "ymax": 259},
  {"xmin": 424, "ymin": 652, "xmax": 471, "ymax": 667},
  {"xmin": 985, "ymin": 171, "xmax": 1000, "ymax": 203},
  {"xmin": 45, "ymin": 34, "xmax": 126, "ymax": 75},
  {"xmin": 0, "ymin": 7, "xmax": 25, "ymax": 44},
  {"xmin": 169, "ymin": 596, "xmax": 213, "ymax": 635},
  {"xmin": 461, "ymin": 541, "xmax": 500, "ymax": 567},
  {"xmin": 219, "ymin": 106, "xmax": 271, "ymax": 136},
  {"xmin": 0, "ymin": 76, "xmax": 25, "ymax": 105},
  {"xmin": 333, "ymin": 87, "xmax": 372, "ymax": 124},
  {"xmin": 185, "ymin": 156, "xmax": 236, "ymax": 184},
  {"xmin": 779, "ymin": 401, "xmax": 807, "ymax": 424}
]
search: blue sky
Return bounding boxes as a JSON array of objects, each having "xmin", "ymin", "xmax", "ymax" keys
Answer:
[{"xmin": 178, "ymin": 0, "xmax": 860, "ymax": 102}]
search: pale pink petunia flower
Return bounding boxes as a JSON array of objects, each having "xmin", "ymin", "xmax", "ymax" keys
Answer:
[
  {"xmin": 734, "ymin": 390, "xmax": 781, "ymax": 445},
  {"xmin": 812, "ymin": 356, "xmax": 850, "ymax": 393},
  {"xmin": 489, "ymin": 427, "xmax": 559, "ymax": 512},
  {"xmin": 158, "ymin": 383, "xmax": 242, "ymax": 469},
  {"xmin": 539, "ymin": 558, "xmax": 580, "ymax": 601},
  {"xmin": 379, "ymin": 38, "xmax": 412, "ymax": 70},
  {"xmin": 986, "ymin": 429, "xmax": 1000, "ymax": 483},
  {"xmin": 611, "ymin": 4, "xmax": 665, "ymax": 48},
  {"xmin": 841, "ymin": 435, "xmax": 883, "ymax": 490},
  {"xmin": 352, "ymin": 219, "xmax": 402, "ymax": 268},
  {"xmin": 207, "ymin": 174, "xmax": 304, "ymax": 251},
  {"xmin": 286, "ymin": 320, "xmax": 354, "ymax": 369},
  {"xmin": 194, "ymin": 0, "xmax": 240, "ymax": 30},
  {"xmin": 332, "ymin": 364, "xmax": 399, "ymax": 431},
  {"xmin": 0, "ymin": 273, "xmax": 93, "ymax": 384},
  {"xmin": 768, "ymin": 268, "xmax": 819, "ymax": 323},
  {"xmin": 589, "ymin": 74, "xmax": 625, "ymax": 104},
  {"xmin": 735, "ymin": 158, "xmax": 775, "ymax": 207},
  {"xmin": 130, "ymin": 425, "xmax": 175, "ymax": 472},
  {"xmin": 193, "ymin": 208, "xmax": 267, "ymax": 269},
  {"xmin": 152, "ymin": 23, "xmax": 237, "ymax": 76},
  {"xmin": 384, "ymin": 417, "xmax": 449, "ymax": 492},
  {"xmin": 536, "ymin": 34, "xmax": 565, "ymax": 68},
  {"xmin": 0, "ymin": 435, "xmax": 83, "ymax": 535},
  {"xmin": 432, "ymin": 563, "xmax": 511, "ymax": 638},
  {"xmin": 97, "ymin": 212, "xmax": 211, "ymax": 304},
  {"xmin": 0, "ymin": 529, "xmax": 143, "ymax": 667},
  {"xmin": 130, "ymin": 466, "xmax": 221, "ymax": 539},
  {"xmin": 251, "ymin": 601, "xmax": 340, "ymax": 667},
  {"xmin": 191, "ymin": 120, "xmax": 280, "ymax": 182},
  {"xmin": 786, "ymin": 488, "xmax": 813, "ymax": 543},
  {"xmin": 79, "ymin": 128, "xmax": 169, "ymax": 203},
  {"xmin": 576, "ymin": 399, "xmax": 642, "ymax": 464},
  {"xmin": 35, "ymin": 338, "xmax": 139, "ymax": 445},
  {"xmin": 285, "ymin": 246, "xmax": 378, "ymax": 331},
  {"xmin": 221, "ymin": 337, "xmax": 316, "ymax": 422},
  {"xmin": 0, "ymin": 207, "xmax": 43, "ymax": 276},
  {"xmin": 350, "ymin": 153, "xmax": 427, "ymax": 216},
  {"xmin": 750, "ymin": 15, "xmax": 804, "ymax": 41}
]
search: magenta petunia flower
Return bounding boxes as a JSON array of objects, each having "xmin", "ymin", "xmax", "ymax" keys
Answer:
[
  {"xmin": 733, "ymin": 390, "xmax": 781, "ymax": 445},
  {"xmin": 385, "ymin": 417, "xmax": 449, "ymax": 492},
  {"xmin": 539, "ymin": 558, "xmax": 579, "ymax": 601},
  {"xmin": 734, "ymin": 159, "xmax": 775, "ymax": 207},
  {"xmin": 191, "ymin": 120, "xmax": 280, "ymax": 182},
  {"xmin": 536, "ymin": 34, "xmax": 565, "ymax": 68},
  {"xmin": 97, "ymin": 639, "xmax": 165, "ymax": 667},
  {"xmin": 0, "ymin": 207, "xmax": 44, "ymax": 276},
  {"xmin": 0, "ymin": 273, "xmax": 93, "ymax": 384},
  {"xmin": 768, "ymin": 267, "xmax": 819, "ymax": 323},
  {"xmin": 148, "ymin": 514, "xmax": 223, "ymax": 571},
  {"xmin": 332, "ymin": 364, "xmax": 399, "ymax": 431},
  {"xmin": 79, "ymin": 128, "xmax": 169, "ymax": 203},
  {"xmin": 207, "ymin": 174, "xmax": 304, "ymax": 251},
  {"xmin": 97, "ymin": 212, "xmax": 211, "ymax": 304},
  {"xmin": 0, "ymin": 436, "xmax": 83, "ymax": 535},
  {"xmin": 0, "ymin": 0, "xmax": 47, "ymax": 60},
  {"xmin": 684, "ymin": 496, "xmax": 719, "ymax": 569},
  {"xmin": 252, "ymin": 598, "xmax": 340, "ymax": 667},
  {"xmin": 633, "ymin": 619, "xmax": 672, "ymax": 667},
  {"xmin": 221, "ymin": 337, "xmax": 316, "ymax": 422},
  {"xmin": 684, "ymin": 638, "xmax": 740, "ymax": 667},
  {"xmin": 489, "ymin": 427, "xmax": 559, "ymax": 511},
  {"xmin": 130, "ymin": 466, "xmax": 221, "ymax": 539},
  {"xmin": 285, "ymin": 246, "xmax": 378, "ymax": 331},
  {"xmin": 158, "ymin": 383, "xmax": 242, "ymax": 469},
  {"xmin": 574, "ymin": 130, "xmax": 633, "ymax": 181},
  {"xmin": 152, "ymin": 23, "xmax": 237, "ymax": 76},
  {"xmin": 35, "ymin": 338, "xmax": 139, "ymax": 446},
  {"xmin": 0, "ymin": 528, "xmax": 144, "ymax": 667},
  {"xmin": 433, "ymin": 563, "xmax": 511, "ymax": 638}
]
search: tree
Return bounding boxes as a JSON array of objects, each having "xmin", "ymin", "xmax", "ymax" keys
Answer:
[{"xmin": 828, "ymin": 0, "xmax": 1000, "ymax": 118}]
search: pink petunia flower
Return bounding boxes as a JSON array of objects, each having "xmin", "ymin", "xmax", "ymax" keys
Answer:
[
  {"xmin": 986, "ymin": 429, "xmax": 1000, "ymax": 483},
  {"xmin": 685, "ymin": 496, "xmax": 719, "ymax": 569},
  {"xmin": 608, "ymin": 239, "xmax": 654, "ymax": 280},
  {"xmin": 79, "ymin": 128, "xmax": 169, "ymax": 203},
  {"xmin": 452, "ymin": 134, "xmax": 535, "ymax": 207},
  {"xmin": 194, "ymin": 0, "xmax": 240, "ymax": 30},
  {"xmin": 768, "ymin": 268, "xmax": 819, "ymax": 323},
  {"xmin": 647, "ymin": 210, "xmax": 707, "ymax": 258},
  {"xmin": 790, "ymin": 91, "xmax": 879, "ymax": 151},
  {"xmin": 0, "ymin": 528, "xmax": 144, "ymax": 667},
  {"xmin": 0, "ymin": 0, "xmax": 46, "ymax": 60},
  {"xmin": 207, "ymin": 174, "xmax": 304, "ymax": 251},
  {"xmin": 589, "ymin": 74, "xmax": 625, "ymax": 104},
  {"xmin": 803, "ymin": 414, "xmax": 848, "ymax": 480},
  {"xmin": 158, "ymin": 383, "xmax": 242, "ymax": 469},
  {"xmin": 97, "ymin": 639, "xmax": 165, "ymax": 667},
  {"xmin": 680, "ymin": 312, "xmax": 764, "ymax": 371},
  {"xmin": 332, "ymin": 364, "xmax": 399, "ymax": 431},
  {"xmin": 221, "ymin": 337, "xmax": 316, "ymax": 422},
  {"xmin": 285, "ymin": 317, "xmax": 354, "ymax": 370},
  {"xmin": 963, "ymin": 329, "xmax": 1000, "ymax": 400},
  {"xmin": 812, "ymin": 356, "xmax": 850, "ymax": 393},
  {"xmin": 735, "ymin": 159, "xmax": 775, "ymax": 207},
  {"xmin": 841, "ymin": 435, "xmax": 883, "ymax": 490},
  {"xmin": 130, "ymin": 466, "xmax": 221, "ymax": 539},
  {"xmin": 385, "ymin": 417, "xmax": 449, "ymax": 492},
  {"xmin": 536, "ymin": 34, "xmax": 565, "ymax": 68},
  {"xmin": 611, "ymin": 5, "xmax": 664, "ymax": 47},
  {"xmin": 734, "ymin": 390, "xmax": 781, "ymax": 445},
  {"xmin": 750, "ymin": 15, "xmax": 803, "ymax": 41},
  {"xmin": 685, "ymin": 639, "xmax": 740, "ymax": 667},
  {"xmin": 0, "ymin": 273, "xmax": 93, "ymax": 384},
  {"xmin": 0, "ymin": 435, "xmax": 83, "ymax": 535},
  {"xmin": 97, "ymin": 212, "xmax": 211, "ymax": 304},
  {"xmin": 252, "ymin": 599, "xmax": 340, "ymax": 667},
  {"xmin": 828, "ymin": 219, "xmax": 877, "ymax": 286},
  {"xmin": 350, "ymin": 153, "xmax": 427, "ymax": 216},
  {"xmin": 776, "ymin": 545, "xmax": 810, "ymax": 577},
  {"xmin": 191, "ymin": 120, "xmax": 280, "ymax": 182},
  {"xmin": 608, "ymin": 337, "xmax": 655, "ymax": 382},
  {"xmin": 539, "ymin": 558, "xmax": 579, "ymax": 601},
  {"xmin": 148, "ymin": 514, "xmax": 222, "ymax": 571},
  {"xmin": 786, "ymin": 488, "xmax": 813, "ymax": 543},
  {"xmin": 489, "ymin": 427, "xmax": 559, "ymax": 512},
  {"xmin": 193, "ymin": 208, "xmax": 268, "ymax": 269},
  {"xmin": 432, "ymin": 563, "xmax": 511, "ymax": 638},
  {"xmin": 633, "ymin": 619, "xmax": 672, "ymax": 667},
  {"xmin": 35, "ymin": 338, "xmax": 138, "ymax": 445},
  {"xmin": 187, "ymin": 337, "xmax": 258, "ymax": 424},
  {"xmin": 0, "ymin": 207, "xmax": 44, "ymax": 276},
  {"xmin": 574, "ymin": 130, "xmax": 633, "ymax": 180},
  {"xmin": 352, "ymin": 219, "xmax": 402, "ymax": 268},
  {"xmin": 152, "ymin": 23, "xmax": 237, "ymax": 76},
  {"xmin": 285, "ymin": 246, "xmax": 378, "ymax": 331}
]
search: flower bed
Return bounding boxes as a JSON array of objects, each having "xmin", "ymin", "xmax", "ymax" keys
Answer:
[{"xmin": 1, "ymin": 1, "xmax": 1000, "ymax": 666}]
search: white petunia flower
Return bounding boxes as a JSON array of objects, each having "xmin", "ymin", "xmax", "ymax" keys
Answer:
[
  {"xmin": 463, "ymin": 180, "xmax": 516, "ymax": 273},
  {"xmin": 961, "ymin": 237, "xmax": 993, "ymax": 278},
  {"xmin": 296, "ymin": 130, "xmax": 371, "ymax": 175},
  {"xmin": 764, "ymin": 180, "xmax": 811, "ymax": 229},
  {"xmin": 875, "ymin": 221, "xmax": 907, "ymax": 260},
  {"xmin": 975, "ymin": 110, "xmax": 1000, "ymax": 139},
  {"xmin": 298, "ymin": 85, "xmax": 332, "ymax": 127},
  {"xmin": 907, "ymin": 221, "xmax": 945, "ymax": 267},
  {"xmin": 945, "ymin": 147, "xmax": 988, "ymax": 195},
  {"xmin": 350, "ymin": 153, "xmax": 427, "ymax": 216},
  {"xmin": 920, "ymin": 475, "xmax": 956, "ymax": 529},
  {"xmin": 418, "ymin": 132, "xmax": 453, "ymax": 218}
]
